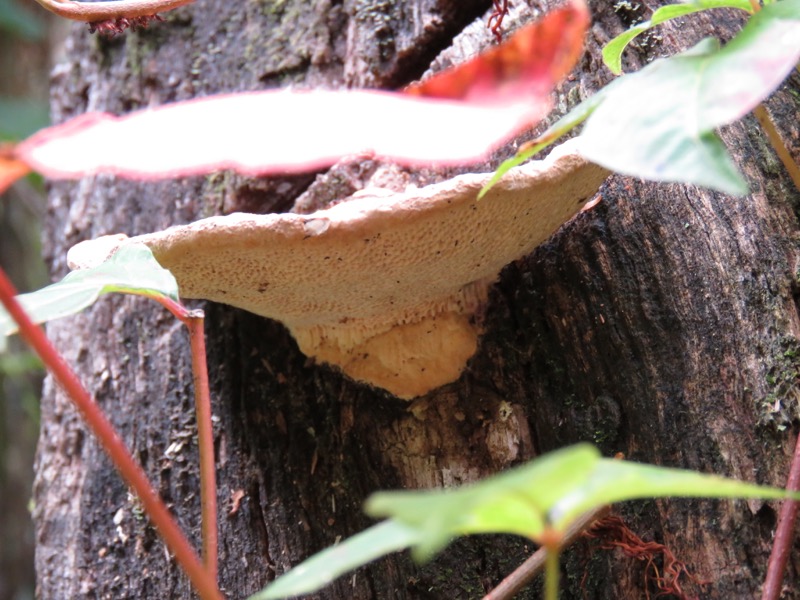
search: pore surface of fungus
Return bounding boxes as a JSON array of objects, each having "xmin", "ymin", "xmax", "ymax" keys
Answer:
[{"xmin": 69, "ymin": 141, "xmax": 608, "ymax": 398}]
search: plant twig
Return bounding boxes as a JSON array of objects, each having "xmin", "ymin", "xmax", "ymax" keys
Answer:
[
  {"xmin": 482, "ymin": 506, "xmax": 611, "ymax": 600},
  {"xmin": 0, "ymin": 267, "xmax": 223, "ymax": 600},
  {"xmin": 187, "ymin": 313, "xmax": 219, "ymax": 580},
  {"xmin": 753, "ymin": 103, "xmax": 800, "ymax": 193},
  {"xmin": 157, "ymin": 297, "xmax": 219, "ymax": 581},
  {"xmin": 761, "ymin": 430, "xmax": 800, "ymax": 600},
  {"xmin": 31, "ymin": 0, "xmax": 194, "ymax": 21}
]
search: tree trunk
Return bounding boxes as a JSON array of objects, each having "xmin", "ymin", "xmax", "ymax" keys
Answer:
[{"xmin": 34, "ymin": 0, "xmax": 800, "ymax": 598}]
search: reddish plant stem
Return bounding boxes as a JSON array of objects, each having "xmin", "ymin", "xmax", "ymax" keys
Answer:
[
  {"xmin": 0, "ymin": 267, "xmax": 223, "ymax": 600},
  {"xmin": 753, "ymin": 104, "xmax": 800, "ymax": 194},
  {"xmin": 157, "ymin": 297, "xmax": 219, "ymax": 580},
  {"xmin": 188, "ymin": 315, "xmax": 219, "ymax": 580},
  {"xmin": 761, "ymin": 430, "xmax": 800, "ymax": 600}
]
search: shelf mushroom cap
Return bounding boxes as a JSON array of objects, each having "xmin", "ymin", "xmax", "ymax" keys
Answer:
[{"xmin": 68, "ymin": 140, "xmax": 609, "ymax": 398}]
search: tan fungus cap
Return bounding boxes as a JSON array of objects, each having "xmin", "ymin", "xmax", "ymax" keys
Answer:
[{"xmin": 68, "ymin": 140, "xmax": 608, "ymax": 398}]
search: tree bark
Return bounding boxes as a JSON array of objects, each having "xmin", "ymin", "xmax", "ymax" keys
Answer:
[{"xmin": 34, "ymin": 0, "xmax": 800, "ymax": 599}]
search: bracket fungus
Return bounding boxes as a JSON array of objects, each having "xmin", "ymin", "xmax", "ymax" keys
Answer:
[{"xmin": 68, "ymin": 141, "xmax": 608, "ymax": 398}]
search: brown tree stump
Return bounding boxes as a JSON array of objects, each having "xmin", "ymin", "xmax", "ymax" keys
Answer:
[{"xmin": 34, "ymin": 0, "xmax": 800, "ymax": 598}]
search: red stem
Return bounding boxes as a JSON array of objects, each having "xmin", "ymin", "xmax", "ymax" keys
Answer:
[
  {"xmin": 761, "ymin": 430, "xmax": 800, "ymax": 600},
  {"xmin": 753, "ymin": 104, "xmax": 800, "ymax": 194},
  {"xmin": 157, "ymin": 299, "xmax": 219, "ymax": 580},
  {"xmin": 0, "ymin": 267, "xmax": 223, "ymax": 600},
  {"xmin": 189, "ymin": 316, "xmax": 218, "ymax": 580}
]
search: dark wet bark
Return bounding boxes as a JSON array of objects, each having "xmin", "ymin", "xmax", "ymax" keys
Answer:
[{"xmin": 34, "ymin": 0, "xmax": 800, "ymax": 598}]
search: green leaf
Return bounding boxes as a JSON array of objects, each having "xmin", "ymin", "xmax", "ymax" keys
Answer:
[
  {"xmin": 250, "ymin": 520, "xmax": 423, "ymax": 600},
  {"xmin": 479, "ymin": 81, "xmax": 616, "ymax": 199},
  {"xmin": 367, "ymin": 444, "xmax": 599, "ymax": 561},
  {"xmin": 254, "ymin": 443, "xmax": 800, "ymax": 599},
  {"xmin": 549, "ymin": 457, "xmax": 797, "ymax": 529},
  {"xmin": 0, "ymin": 0, "xmax": 44, "ymax": 40},
  {"xmin": 368, "ymin": 443, "xmax": 799, "ymax": 558},
  {"xmin": 0, "ymin": 244, "xmax": 179, "ymax": 352},
  {"xmin": 603, "ymin": 0, "xmax": 754, "ymax": 75},
  {"xmin": 578, "ymin": 0, "xmax": 800, "ymax": 195}
]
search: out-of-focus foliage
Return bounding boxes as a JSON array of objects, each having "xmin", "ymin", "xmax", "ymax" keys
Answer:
[
  {"xmin": 0, "ymin": 0, "xmax": 44, "ymax": 40},
  {"xmin": 0, "ymin": 96, "xmax": 48, "ymax": 140},
  {"xmin": 0, "ymin": 2, "xmax": 52, "ymax": 598}
]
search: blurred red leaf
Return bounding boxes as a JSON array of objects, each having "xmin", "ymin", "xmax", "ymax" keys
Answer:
[
  {"xmin": 0, "ymin": 145, "xmax": 30, "ymax": 194},
  {"xmin": 407, "ymin": 0, "xmax": 588, "ymax": 102},
  {"xmin": 17, "ymin": 0, "xmax": 588, "ymax": 180}
]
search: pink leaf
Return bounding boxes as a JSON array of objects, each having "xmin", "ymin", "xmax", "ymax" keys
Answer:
[
  {"xmin": 17, "ymin": 0, "xmax": 589, "ymax": 179},
  {"xmin": 19, "ymin": 91, "xmax": 547, "ymax": 178}
]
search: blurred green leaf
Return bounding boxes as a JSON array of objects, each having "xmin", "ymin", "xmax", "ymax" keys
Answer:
[
  {"xmin": 603, "ymin": 0, "xmax": 754, "ymax": 75},
  {"xmin": 0, "ymin": 97, "xmax": 49, "ymax": 141},
  {"xmin": 0, "ymin": 0, "xmax": 44, "ymax": 40},
  {"xmin": 368, "ymin": 443, "xmax": 798, "ymax": 557},
  {"xmin": 548, "ymin": 457, "xmax": 798, "ymax": 527},
  {"xmin": 0, "ymin": 244, "xmax": 179, "ymax": 352},
  {"xmin": 256, "ymin": 443, "xmax": 800, "ymax": 599},
  {"xmin": 0, "ymin": 351, "xmax": 42, "ymax": 376},
  {"xmin": 367, "ymin": 444, "xmax": 598, "ymax": 561},
  {"xmin": 251, "ymin": 521, "xmax": 423, "ymax": 600},
  {"xmin": 578, "ymin": 0, "xmax": 800, "ymax": 195},
  {"xmin": 479, "ymin": 82, "xmax": 616, "ymax": 198}
]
